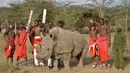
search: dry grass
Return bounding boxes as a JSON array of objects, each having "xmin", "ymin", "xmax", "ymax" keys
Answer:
[
  {"xmin": 0, "ymin": 32, "xmax": 130, "ymax": 73},
  {"xmin": 0, "ymin": 61, "xmax": 30, "ymax": 73}
]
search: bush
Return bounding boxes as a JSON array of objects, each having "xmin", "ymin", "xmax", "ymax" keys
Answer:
[
  {"xmin": 110, "ymin": 26, "xmax": 116, "ymax": 33},
  {"xmin": 0, "ymin": 62, "xmax": 30, "ymax": 73}
]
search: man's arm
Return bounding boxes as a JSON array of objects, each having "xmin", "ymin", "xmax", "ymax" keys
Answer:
[
  {"xmin": 28, "ymin": 27, "xmax": 34, "ymax": 36},
  {"xmin": 11, "ymin": 31, "xmax": 15, "ymax": 39},
  {"xmin": 94, "ymin": 21, "xmax": 101, "ymax": 27},
  {"xmin": 107, "ymin": 24, "xmax": 111, "ymax": 47}
]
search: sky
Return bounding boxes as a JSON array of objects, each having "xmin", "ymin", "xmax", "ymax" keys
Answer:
[
  {"xmin": 0, "ymin": 0, "xmax": 23, "ymax": 7},
  {"xmin": 0, "ymin": 0, "xmax": 121, "ymax": 7}
]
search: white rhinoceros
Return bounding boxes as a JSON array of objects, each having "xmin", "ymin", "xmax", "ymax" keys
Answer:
[{"xmin": 36, "ymin": 27, "xmax": 89, "ymax": 71}]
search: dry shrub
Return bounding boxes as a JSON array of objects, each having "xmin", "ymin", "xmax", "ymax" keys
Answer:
[
  {"xmin": 0, "ymin": 62, "xmax": 17, "ymax": 73},
  {"xmin": 0, "ymin": 36, "xmax": 6, "ymax": 53},
  {"xmin": 0, "ymin": 61, "xmax": 30, "ymax": 73}
]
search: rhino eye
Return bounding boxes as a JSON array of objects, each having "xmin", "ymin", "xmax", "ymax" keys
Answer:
[{"xmin": 47, "ymin": 48, "xmax": 49, "ymax": 50}]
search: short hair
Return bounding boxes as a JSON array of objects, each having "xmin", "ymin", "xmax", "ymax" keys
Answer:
[
  {"xmin": 57, "ymin": 20, "xmax": 65, "ymax": 28},
  {"xmin": 34, "ymin": 20, "xmax": 38, "ymax": 23},
  {"xmin": 38, "ymin": 19, "xmax": 42, "ymax": 23},
  {"xmin": 34, "ymin": 20, "xmax": 39, "ymax": 25},
  {"xmin": 100, "ymin": 18, "xmax": 104, "ymax": 21},
  {"xmin": 57, "ymin": 20, "xmax": 65, "ymax": 25}
]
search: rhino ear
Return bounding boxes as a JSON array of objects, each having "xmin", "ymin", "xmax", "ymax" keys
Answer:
[
  {"xmin": 49, "ymin": 28, "xmax": 58, "ymax": 40},
  {"xmin": 49, "ymin": 30, "xmax": 54, "ymax": 38},
  {"xmin": 49, "ymin": 32, "xmax": 57, "ymax": 41},
  {"xmin": 49, "ymin": 33, "xmax": 54, "ymax": 39},
  {"xmin": 49, "ymin": 33, "xmax": 53, "ymax": 38}
]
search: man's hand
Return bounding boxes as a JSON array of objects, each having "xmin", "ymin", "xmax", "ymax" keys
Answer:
[
  {"xmin": 108, "ymin": 41, "xmax": 111, "ymax": 47},
  {"xmin": 26, "ymin": 26, "xmax": 29, "ymax": 31},
  {"xmin": 17, "ymin": 42, "xmax": 22, "ymax": 46}
]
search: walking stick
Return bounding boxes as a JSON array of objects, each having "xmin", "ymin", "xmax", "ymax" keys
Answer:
[
  {"xmin": 26, "ymin": 10, "xmax": 33, "ymax": 53},
  {"xmin": 14, "ymin": 23, "xmax": 17, "ymax": 34},
  {"xmin": 27, "ymin": 10, "xmax": 33, "ymax": 29},
  {"xmin": 41, "ymin": 9, "xmax": 47, "ymax": 36},
  {"xmin": 42, "ymin": 9, "xmax": 47, "ymax": 24}
]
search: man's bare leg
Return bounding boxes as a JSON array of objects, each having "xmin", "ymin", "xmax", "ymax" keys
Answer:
[
  {"xmin": 98, "ymin": 56, "xmax": 103, "ymax": 67},
  {"xmin": 7, "ymin": 57, "xmax": 9, "ymax": 63},
  {"xmin": 102, "ymin": 62, "xmax": 106, "ymax": 68},
  {"xmin": 91, "ymin": 57, "xmax": 96, "ymax": 68},
  {"xmin": 107, "ymin": 60, "xmax": 111, "ymax": 68},
  {"xmin": 16, "ymin": 58, "xmax": 19, "ymax": 66},
  {"xmin": 11, "ymin": 57, "xmax": 13, "ymax": 63},
  {"xmin": 25, "ymin": 57, "xmax": 27, "ymax": 65}
]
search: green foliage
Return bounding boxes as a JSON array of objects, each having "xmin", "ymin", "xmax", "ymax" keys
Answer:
[
  {"xmin": 0, "ymin": 0, "xmax": 130, "ymax": 31},
  {"xmin": 0, "ymin": 0, "xmax": 55, "ymax": 24}
]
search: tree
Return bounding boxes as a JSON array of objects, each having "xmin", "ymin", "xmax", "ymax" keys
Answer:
[
  {"xmin": 85, "ymin": 0, "xmax": 114, "ymax": 19},
  {"xmin": 121, "ymin": 0, "xmax": 130, "ymax": 51}
]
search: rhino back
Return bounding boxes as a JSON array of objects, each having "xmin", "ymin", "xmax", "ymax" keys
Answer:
[
  {"xmin": 68, "ymin": 31, "xmax": 87, "ymax": 57},
  {"xmin": 54, "ymin": 28, "xmax": 73, "ymax": 56}
]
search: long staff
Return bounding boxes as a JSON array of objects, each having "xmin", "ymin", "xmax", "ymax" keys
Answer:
[{"xmin": 42, "ymin": 9, "xmax": 47, "ymax": 24}]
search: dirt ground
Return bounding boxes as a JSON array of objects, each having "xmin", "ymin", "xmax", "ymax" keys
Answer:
[{"xmin": 0, "ymin": 33, "xmax": 130, "ymax": 73}]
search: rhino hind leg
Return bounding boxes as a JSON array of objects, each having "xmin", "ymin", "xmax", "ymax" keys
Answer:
[
  {"xmin": 77, "ymin": 44, "xmax": 89, "ymax": 68},
  {"xmin": 63, "ymin": 52, "xmax": 71, "ymax": 71},
  {"xmin": 76, "ymin": 51, "xmax": 82, "ymax": 61}
]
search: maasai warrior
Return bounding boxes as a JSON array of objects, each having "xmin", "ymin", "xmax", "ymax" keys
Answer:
[
  {"xmin": 38, "ymin": 20, "xmax": 47, "ymax": 36},
  {"xmin": 29, "ymin": 20, "xmax": 42, "ymax": 66},
  {"xmin": 14, "ymin": 23, "xmax": 27, "ymax": 66},
  {"xmin": 4, "ymin": 24, "xmax": 15, "ymax": 63},
  {"xmin": 112, "ymin": 24, "xmax": 126, "ymax": 71},
  {"xmin": 94, "ymin": 18, "xmax": 111, "ymax": 68},
  {"xmin": 86, "ymin": 19, "xmax": 99, "ymax": 68}
]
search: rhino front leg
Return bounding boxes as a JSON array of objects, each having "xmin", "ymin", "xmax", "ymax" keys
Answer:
[
  {"xmin": 63, "ymin": 53, "xmax": 71, "ymax": 71},
  {"xmin": 52, "ymin": 59, "xmax": 59, "ymax": 72}
]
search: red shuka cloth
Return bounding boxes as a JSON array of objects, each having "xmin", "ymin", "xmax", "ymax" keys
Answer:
[
  {"xmin": 96, "ymin": 36, "xmax": 109, "ymax": 62},
  {"xmin": 5, "ymin": 39, "xmax": 15, "ymax": 58},
  {"xmin": 32, "ymin": 37, "xmax": 42, "ymax": 54},
  {"xmin": 15, "ymin": 29, "xmax": 27, "ymax": 59},
  {"xmin": 89, "ymin": 38, "xmax": 99, "ymax": 57}
]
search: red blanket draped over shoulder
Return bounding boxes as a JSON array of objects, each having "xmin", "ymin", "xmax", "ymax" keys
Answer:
[
  {"xmin": 89, "ymin": 38, "xmax": 99, "ymax": 57},
  {"xmin": 5, "ymin": 39, "xmax": 15, "ymax": 58},
  {"xmin": 97, "ymin": 36, "xmax": 109, "ymax": 62},
  {"xmin": 15, "ymin": 29, "xmax": 27, "ymax": 59}
]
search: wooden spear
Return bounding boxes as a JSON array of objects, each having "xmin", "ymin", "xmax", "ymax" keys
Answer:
[{"xmin": 42, "ymin": 9, "xmax": 47, "ymax": 24}]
